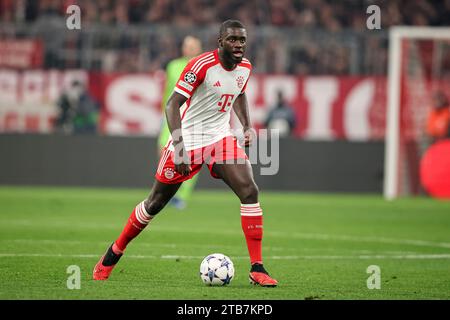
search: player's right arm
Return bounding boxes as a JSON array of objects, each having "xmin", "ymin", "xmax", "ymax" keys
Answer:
[
  {"xmin": 165, "ymin": 52, "xmax": 210, "ymax": 175},
  {"xmin": 165, "ymin": 92, "xmax": 191, "ymax": 176}
]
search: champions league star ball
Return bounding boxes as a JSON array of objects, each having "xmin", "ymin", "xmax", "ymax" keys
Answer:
[{"xmin": 199, "ymin": 253, "xmax": 235, "ymax": 286}]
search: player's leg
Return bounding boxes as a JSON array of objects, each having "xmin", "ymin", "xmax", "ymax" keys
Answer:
[
  {"xmin": 114, "ymin": 180, "xmax": 182, "ymax": 252},
  {"xmin": 93, "ymin": 181, "xmax": 181, "ymax": 280},
  {"xmin": 171, "ymin": 173, "xmax": 199, "ymax": 209},
  {"xmin": 212, "ymin": 161, "xmax": 278, "ymax": 287}
]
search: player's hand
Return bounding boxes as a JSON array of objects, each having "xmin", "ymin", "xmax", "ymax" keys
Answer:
[
  {"xmin": 243, "ymin": 127, "xmax": 256, "ymax": 147},
  {"xmin": 174, "ymin": 162, "xmax": 192, "ymax": 176},
  {"xmin": 173, "ymin": 143, "xmax": 192, "ymax": 176}
]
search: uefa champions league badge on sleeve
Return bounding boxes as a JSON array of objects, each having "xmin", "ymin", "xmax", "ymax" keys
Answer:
[{"xmin": 184, "ymin": 71, "xmax": 197, "ymax": 84}]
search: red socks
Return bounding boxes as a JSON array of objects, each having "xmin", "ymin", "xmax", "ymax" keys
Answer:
[
  {"xmin": 112, "ymin": 200, "xmax": 263, "ymax": 266},
  {"xmin": 240, "ymin": 203, "xmax": 263, "ymax": 265},
  {"xmin": 114, "ymin": 201, "xmax": 153, "ymax": 253}
]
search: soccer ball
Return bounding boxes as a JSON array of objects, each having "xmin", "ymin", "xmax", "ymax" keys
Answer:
[{"xmin": 199, "ymin": 253, "xmax": 235, "ymax": 286}]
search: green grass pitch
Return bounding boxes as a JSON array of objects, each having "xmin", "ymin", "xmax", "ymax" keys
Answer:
[{"xmin": 0, "ymin": 186, "xmax": 449, "ymax": 300}]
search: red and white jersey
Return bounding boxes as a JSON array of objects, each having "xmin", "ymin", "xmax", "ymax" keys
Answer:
[{"xmin": 170, "ymin": 49, "xmax": 252, "ymax": 150}]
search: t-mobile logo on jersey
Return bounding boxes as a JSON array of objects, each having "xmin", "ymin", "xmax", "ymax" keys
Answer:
[{"xmin": 218, "ymin": 94, "xmax": 235, "ymax": 112}]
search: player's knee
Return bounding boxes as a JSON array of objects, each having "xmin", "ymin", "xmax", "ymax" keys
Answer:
[
  {"xmin": 143, "ymin": 197, "xmax": 167, "ymax": 216},
  {"xmin": 239, "ymin": 183, "xmax": 259, "ymax": 203}
]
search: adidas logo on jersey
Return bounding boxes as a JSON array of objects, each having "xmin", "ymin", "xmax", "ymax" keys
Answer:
[{"xmin": 213, "ymin": 81, "xmax": 221, "ymax": 87}]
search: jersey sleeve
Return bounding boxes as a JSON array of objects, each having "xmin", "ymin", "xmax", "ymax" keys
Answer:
[{"xmin": 174, "ymin": 56, "xmax": 207, "ymax": 99}]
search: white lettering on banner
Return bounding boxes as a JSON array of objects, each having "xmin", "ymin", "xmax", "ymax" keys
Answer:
[
  {"xmin": 1, "ymin": 71, "xmax": 390, "ymax": 139},
  {"xmin": 0, "ymin": 70, "xmax": 18, "ymax": 105},
  {"xmin": 105, "ymin": 75, "xmax": 162, "ymax": 135},
  {"xmin": 233, "ymin": 77, "xmax": 297, "ymax": 132},
  {"xmin": 0, "ymin": 40, "xmax": 43, "ymax": 68},
  {"xmin": 22, "ymin": 70, "xmax": 45, "ymax": 104},
  {"xmin": 48, "ymin": 70, "xmax": 61, "ymax": 102},
  {"xmin": 304, "ymin": 77, "xmax": 338, "ymax": 140},
  {"xmin": 263, "ymin": 76, "xmax": 297, "ymax": 107},
  {"xmin": 0, "ymin": 71, "xmax": 19, "ymax": 131},
  {"xmin": 0, "ymin": 70, "xmax": 88, "ymax": 132},
  {"xmin": 344, "ymin": 79, "xmax": 375, "ymax": 140}
]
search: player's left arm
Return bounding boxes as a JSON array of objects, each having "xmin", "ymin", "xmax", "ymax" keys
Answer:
[{"xmin": 233, "ymin": 92, "xmax": 254, "ymax": 147}]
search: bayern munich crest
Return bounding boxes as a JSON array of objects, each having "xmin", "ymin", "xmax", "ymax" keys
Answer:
[
  {"xmin": 236, "ymin": 76, "xmax": 244, "ymax": 89},
  {"xmin": 184, "ymin": 71, "xmax": 197, "ymax": 84},
  {"xmin": 164, "ymin": 168, "xmax": 175, "ymax": 180}
]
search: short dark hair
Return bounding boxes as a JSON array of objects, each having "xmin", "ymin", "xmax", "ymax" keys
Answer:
[{"xmin": 219, "ymin": 20, "xmax": 245, "ymax": 37}]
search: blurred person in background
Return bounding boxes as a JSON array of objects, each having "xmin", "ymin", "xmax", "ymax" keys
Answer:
[
  {"xmin": 158, "ymin": 35, "xmax": 203, "ymax": 210},
  {"xmin": 54, "ymin": 79, "xmax": 99, "ymax": 134},
  {"xmin": 425, "ymin": 90, "xmax": 450, "ymax": 142},
  {"xmin": 264, "ymin": 90, "xmax": 296, "ymax": 137}
]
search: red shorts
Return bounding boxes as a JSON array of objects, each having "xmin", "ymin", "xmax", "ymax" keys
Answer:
[{"xmin": 155, "ymin": 136, "xmax": 248, "ymax": 184}]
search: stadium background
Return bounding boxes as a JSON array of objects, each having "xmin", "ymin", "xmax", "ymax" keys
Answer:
[
  {"xmin": 1, "ymin": 0, "xmax": 450, "ymax": 300},
  {"xmin": 1, "ymin": 1, "xmax": 450, "ymax": 191},
  {"xmin": 0, "ymin": 0, "xmax": 415, "ymax": 192}
]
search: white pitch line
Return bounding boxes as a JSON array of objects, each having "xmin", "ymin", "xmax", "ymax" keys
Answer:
[
  {"xmin": 2, "ymin": 239, "xmax": 177, "ymax": 249},
  {"xmin": 146, "ymin": 227, "xmax": 450, "ymax": 250},
  {"xmin": 0, "ymin": 239, "xmax": 423, "ymax": 255},
  {"xmin": 3, "ymin": 233, "xmax": 450, "ymax": 251},
  {"xmin": 1, "ymin": 253, "xmax": 450, "ymax": 260},
  {"xmin": 267, "ymin": 232, "xmax": 450, "ymax": 249},
  {"xmin": 4, "ymin": 220, "xmax": 450, "ymax": 249}
]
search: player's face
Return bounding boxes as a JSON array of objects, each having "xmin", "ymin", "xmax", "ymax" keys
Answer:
[{"xmin": 220, "ymin": 28, "xmax": 247, "ymax": 63}]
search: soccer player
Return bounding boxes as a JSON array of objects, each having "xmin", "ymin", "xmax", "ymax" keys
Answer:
[
  {"xmin": 93, "ymin": 20, "xmax": 278, "ymax": 287},
  {"xmin": 158, "ymin": 35, "xmax": 202, "ymax": 210}
]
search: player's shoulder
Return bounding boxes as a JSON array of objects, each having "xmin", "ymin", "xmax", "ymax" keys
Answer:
[
  {"xmin": 238, "ymin": 57, "xmax": 252, "ymax": 70},
  {"xmin": 187, "ymin": 50, "xmax": 217, "ymax": 67},
  {"xmin": 184, "ymin": 50, "xmax": 218, "ymax": 77}
]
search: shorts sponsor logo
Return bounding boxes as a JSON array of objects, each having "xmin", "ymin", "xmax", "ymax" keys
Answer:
[
  {"xmin": 164, "ymin": 168, "xmax": 175, "ymax": 180},
  {"xmin": 184, "ymin": 71, "xmax": 197, "ymax": 84},
  {"xmin": 177, "ymin": 80, "xmax": 193, "ymax": 92}
]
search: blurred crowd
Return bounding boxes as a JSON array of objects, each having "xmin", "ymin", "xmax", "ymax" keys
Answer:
[
  {"xmin": 1, "ymin": 0, "xmax": 449, "ymax": 75},
  {"xmin": 2, "ymin": 0, "xmax": 449, "ymax": 28}
]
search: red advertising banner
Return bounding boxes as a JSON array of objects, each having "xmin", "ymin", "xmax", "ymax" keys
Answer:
[
  {"xmin": 91, "ymin": 73, "xmax": 388, "ymax": 140},
  {"xmin": 0, "ymin": 39, "xmax": 44, "ymax": 69},
  {"xmin": 0, "ymin": 70, "xmax": 390, "ymax": 140},
  {"xmin": 0, "ymin": 70, "xmax": 88, "ymax": 133},
  {"xmin": 245, "ymin": 75, "xmax": 387, "ymax": 140},
  {"xmin": 90, "ymin": 72, "xmax": 166, "ymax": 136}
]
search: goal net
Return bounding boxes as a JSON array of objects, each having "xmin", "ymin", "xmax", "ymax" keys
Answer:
[{"xmin": 384, "ymin": 27, "xmax": 450, "ymax": 199}]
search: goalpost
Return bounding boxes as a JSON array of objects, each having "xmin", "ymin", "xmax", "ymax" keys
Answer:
[{"xmin": 384, "ymin": 26, "xmax": 450, "ymax": 200}]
